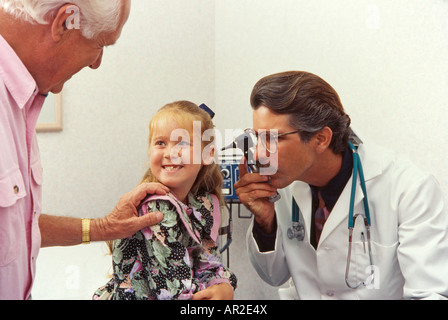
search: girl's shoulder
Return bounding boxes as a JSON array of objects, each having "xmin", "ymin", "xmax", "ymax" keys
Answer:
[
  {"xmin": 188, "ymin": 192, "xmax": 216, "ymax": 211},
  {"xmin": 188, "ymin": 192, "xmax": 221, "ymax": 242},
  {"xmin": 138, "ymin": 193, "xmax": 180, "ymax": 215},
  {"xmin": 138, "ymin": 192, "xmax": 220, "ymax": 216},
  {"xmin": 138, "ymin": 192, "xmax": 221, "ymax": 242}
]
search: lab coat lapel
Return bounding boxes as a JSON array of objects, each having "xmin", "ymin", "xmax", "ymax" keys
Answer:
[
  {"xmin": 317, "ymin": 175, "xmax": 363, "ymax": 247},
  {"xmin": 317, "ymin": 143, "xmax": 383, "ymax": 247}
]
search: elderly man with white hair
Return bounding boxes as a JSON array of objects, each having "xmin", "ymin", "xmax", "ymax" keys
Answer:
[{"xmin": 0, "ymin": 0, "xmax": 174, "ymax": 300}]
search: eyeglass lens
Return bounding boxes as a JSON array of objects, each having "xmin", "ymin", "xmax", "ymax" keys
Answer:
[{"xmin": 259, "ymin": 131, "xmax": 278, "ymax": 153}]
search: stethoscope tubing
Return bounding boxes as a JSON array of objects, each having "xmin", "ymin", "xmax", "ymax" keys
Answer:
[
  {"xmin": 348, "ymin": 141, "xmax": 371, "ymax": 228},
  {"xmin": 287, "ymin": 141, "xmax": 374, "ymax": 289},
  {"xmin": 346, "ymin": 142, "xmax": 374, "ymax": 289}
]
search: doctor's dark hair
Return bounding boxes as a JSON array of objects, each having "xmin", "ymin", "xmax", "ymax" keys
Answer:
[{"xmin": 250, "ymin": 71, "xmax": 351, "ymax": 154}]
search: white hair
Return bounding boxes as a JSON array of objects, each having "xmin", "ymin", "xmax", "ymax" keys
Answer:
[{"xmin": 0, "ymin": 0, "xmax": 124, "ymax": 39}]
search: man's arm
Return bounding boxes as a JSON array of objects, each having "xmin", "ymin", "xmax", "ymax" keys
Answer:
[
  {"xmin": 39, "ymin": 183, "xmax": 169, "ymax": 247},
  {"xmin": 397, "ymin": 174, "xmax": 448, "ymax": 299}
]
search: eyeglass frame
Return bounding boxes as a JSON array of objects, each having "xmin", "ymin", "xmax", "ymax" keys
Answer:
[{"xmin": 245, "ymin": 128, "xmax": 301, "ymax": 154}]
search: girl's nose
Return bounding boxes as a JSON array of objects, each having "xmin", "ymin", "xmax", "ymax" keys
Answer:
[{"xmin": 167, "ymin": 144, "xmax": 183, "ymax": 163}]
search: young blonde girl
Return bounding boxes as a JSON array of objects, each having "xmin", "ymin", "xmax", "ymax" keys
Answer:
[{"xmin": 94, "ymin": 101, "xmax": 237, "ymax": 300}]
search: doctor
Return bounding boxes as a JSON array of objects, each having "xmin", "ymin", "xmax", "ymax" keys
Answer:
[{"xmin": 235, "ymin": 71, "xmax": 448, "ymax": 299}]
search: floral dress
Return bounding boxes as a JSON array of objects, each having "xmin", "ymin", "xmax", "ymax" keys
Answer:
[{"xmin": 93, "ymin": 192, "xmax": 237, "ymax": 300}]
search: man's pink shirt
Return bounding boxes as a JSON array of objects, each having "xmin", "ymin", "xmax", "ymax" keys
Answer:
[{"xmin": 0, "ymin": 34, "xmax": 45, "ymax": 300}]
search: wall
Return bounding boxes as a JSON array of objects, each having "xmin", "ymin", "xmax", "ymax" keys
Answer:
[
  {"xmin": 33, "ymin": 0, "xmax": 448, "ymax": 300},
  {"xmin": 37, "ymin": 0, "xmax": 216, "ymax": 219},
  {"xmin": 214, "ymin": 0, "xmax": 448, "ymax": 195}
]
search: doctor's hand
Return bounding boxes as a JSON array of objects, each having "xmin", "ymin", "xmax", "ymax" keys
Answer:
[
  {"xmin": 235, "ymin": 159, "xmax": 278, "ymax": 234},
  {"xmin": 90, "ymin": 183, "xmax": 170, "ymax": 242}
]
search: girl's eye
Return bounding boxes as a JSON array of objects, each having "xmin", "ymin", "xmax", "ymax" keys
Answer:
[{"xmin": 155, "ymin": 140, "xmax": 165, "ymax": 147}]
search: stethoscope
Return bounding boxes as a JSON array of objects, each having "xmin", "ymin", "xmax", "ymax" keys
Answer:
[
  {"xmin": 287, "ymin": 198, "xmax": 305, "ymax": 241},
  {"xmin": 287, "ymin": 141, "xmax": 374, "ymax": 289}
]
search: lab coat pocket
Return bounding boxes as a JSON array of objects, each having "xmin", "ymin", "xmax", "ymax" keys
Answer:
[
  {"xmin": 0, "ymin": 168, "xmax": 26, "ymax": 266},
  {"xmin": 351, "ymin": 240, "xmax": 401, "ymax": 298},
  {"xmin": 351, "ymin": 240, "xmax": 379, "ymax": 290}
]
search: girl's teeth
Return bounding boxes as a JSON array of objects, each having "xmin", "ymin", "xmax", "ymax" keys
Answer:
[{"xmin": 164, "ymin": 166, "xmax": 180, "ymax": 171}]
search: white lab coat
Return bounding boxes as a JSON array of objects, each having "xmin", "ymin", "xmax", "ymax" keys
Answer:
[{"xmin": 247, "ymin": 138, "xmax": 448, "ymax": 300}]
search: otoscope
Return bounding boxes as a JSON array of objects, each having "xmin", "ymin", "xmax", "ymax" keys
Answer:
[{"xmin": 221, "ymin": 129, "xmax": 281, "ymax": 203}]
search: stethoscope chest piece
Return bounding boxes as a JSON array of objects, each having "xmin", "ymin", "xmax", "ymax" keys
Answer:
[
  {"xmin": 287, "ymin": 221, "xmax": 305, "ymax": 241},
  {"xmin": 289, "ymin": 198, "xmax": 305, "ymax": 241}
]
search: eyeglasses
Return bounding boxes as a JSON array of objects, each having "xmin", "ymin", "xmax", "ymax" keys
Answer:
[{"xmin": 245, "ymin": 128, "xmax": 300, "ymax": 154}]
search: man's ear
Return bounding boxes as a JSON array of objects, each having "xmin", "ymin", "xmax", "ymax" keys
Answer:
[
  {"xmin": 314, "ymin": 126, "xmax": 333, "ymax": 153},
  {"xmin": 51, "ymin": 4, "xmax": 79, "ymax": 42}
]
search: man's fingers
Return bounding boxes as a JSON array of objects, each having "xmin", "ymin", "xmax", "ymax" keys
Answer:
[
  {"xmin": 235, "ymin": 172, "xmax": 272, "ymax": 191},
  {"xmin": 235, "ymin": 170, "xmax": 269, "ymax": 189},
  {"xmin": 132, "ymin": 183, "xmax": 169, "ymax": 206},
  {"xmin": 140, "ymin": 182, "xmax": 170, "ymax": 195},
  {"xmin": 192, "ymin": 289, "xmax": 210, "ymax": 300},
  {"xmin": 236, "ymin": 182, "xmax": 276, "ymax": 199},
  {"xmin": 140, "ymin": 211, "xmax": 164, "ymax": 227},
  {"xmin": 238, "ymin": 188, "xmax": 278, "ymax": 203},
  {"xmin": 238, "ymin": 158, "xmax": 249, "ymax": 178}
]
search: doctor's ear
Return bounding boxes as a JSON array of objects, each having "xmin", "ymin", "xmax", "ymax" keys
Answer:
[
  {"xmin": 314, "ymin": 127, "xmax": 333, "ymax": 153},
  {"xmin": 51, "ymin": 4, "xmax": 80, "ymax": 42}
]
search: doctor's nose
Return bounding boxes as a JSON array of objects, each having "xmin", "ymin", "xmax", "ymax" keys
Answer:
[{"xmin": 254, "ymin": 137, "xmax": 270, "ymax": 163}]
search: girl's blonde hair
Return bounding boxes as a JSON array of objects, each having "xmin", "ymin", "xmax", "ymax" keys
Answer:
[
  {"xmin": 107, "ymin": 101, "xmax": 223, "ymax": 254},
  {"xmin": 142, "ymin": 100, "xmax": 224, "ymax": 205}
]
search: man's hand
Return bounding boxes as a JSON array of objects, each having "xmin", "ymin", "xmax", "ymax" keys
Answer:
[
  {"xmin": 90, "ymin": 183, "xmax": 169, "ymax": 241},
  {"xmin": 234, "ymin": 160, "xmax": 278, "ymax": 234},
  {"xmin": 192, "ymin": 283, "xmax": 234, "ymax": 300}
]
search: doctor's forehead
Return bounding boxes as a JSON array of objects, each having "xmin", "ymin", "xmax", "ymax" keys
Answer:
[{"xmin": 253, "ymin": 106, "xmax": 294, "ymax": 131}]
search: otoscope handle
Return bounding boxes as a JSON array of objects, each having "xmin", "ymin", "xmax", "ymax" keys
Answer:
[
  {"xmin": 222, "ymin": 130, "xmax": 281, "ymax": 203},
  {"xmin": 245, "ymin": 158, "xmax": 281, "ymax": 203}
]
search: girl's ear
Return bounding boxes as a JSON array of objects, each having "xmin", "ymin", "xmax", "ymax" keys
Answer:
[{"xmin": 202, "ymin": 144, "xmax": 216, "ymax": 165}]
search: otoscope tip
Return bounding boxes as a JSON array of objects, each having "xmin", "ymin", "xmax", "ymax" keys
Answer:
[{"xmin": 221, "ymin": 142, "xmax": 236, "ymax": 151}]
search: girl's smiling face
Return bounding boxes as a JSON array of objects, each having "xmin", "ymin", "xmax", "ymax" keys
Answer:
[{"xmin": 149, "ymin": 118, "xmax": 203, "ymax": 204}]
